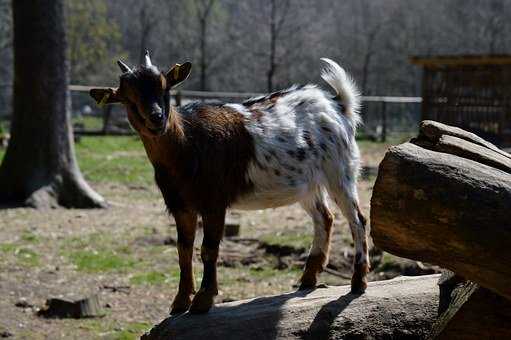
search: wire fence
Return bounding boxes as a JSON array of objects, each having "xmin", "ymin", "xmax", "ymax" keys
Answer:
[{"xmin": 1, "ymin": 85, "xmax": 423, "ymax": 142}]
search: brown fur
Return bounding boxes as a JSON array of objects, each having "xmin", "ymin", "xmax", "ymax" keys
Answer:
[
  {"xmin": 136, "ymin": 104, "xmax": 256, "ymax": 214},
  {"xmin": 351, "ymin": 262, "xmax": 369, "ymax": 294},
  {"xmin": 300, "ymin": 202, "xmax": 333, "ymax": 289},
  {"xmin": 170, "ymin": 210, "xmax": 198, "ymax": 314}
]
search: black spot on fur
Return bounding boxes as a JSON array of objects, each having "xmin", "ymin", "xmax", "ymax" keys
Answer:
[
  {"xmin": 296, "ymin": 148, "xmax": 306, "ymax": 161},
  {"xmin": 277, "ymin": 136, "xmax": 286, "ymax": 143},
  {"xmin": 269, "ymin": 150, "xmax": 278, "ymax": 158},
  {"xmin": 264, "ymin": 153, "xmax": 272, "ymax": 162},
  {"xmin": 287, "ymin": 150, "xmax": 296, "ymax": 157},
  {"xmin": 321, "ymin": 126, "xmax": 332, "ymax": 133},
  {"xmin": 274, "ymin": 169, "xmax": 281, "ymax": 176}
]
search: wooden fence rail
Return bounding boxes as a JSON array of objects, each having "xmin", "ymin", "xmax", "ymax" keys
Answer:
[{"xmin": 68, "ymin": 86, "xmax": 423, "ymax": 141}]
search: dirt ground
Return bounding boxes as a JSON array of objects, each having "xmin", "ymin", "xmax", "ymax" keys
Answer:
[{"xmin": 0, "ymin": 139, "xmax": 438, "ymax": 339}]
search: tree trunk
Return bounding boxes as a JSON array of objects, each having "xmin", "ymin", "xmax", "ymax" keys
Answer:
[
  {"xmin": 199, "ymin": 16, "xmax": 207, "ymax": 91},
  {"xmin": 142, "ymin": 275, "xmax": 440, "ymax": 340},
  {"xmin": 371, "ymin": 121, "xmax": 511, "ymax": 300},
  {"xmin": 267, "ymin": 0, "xmax": 277, "ymax": 93},
  {"xmin": 0, "ymin": 0, "xmax": 105, "ymax": 208}
]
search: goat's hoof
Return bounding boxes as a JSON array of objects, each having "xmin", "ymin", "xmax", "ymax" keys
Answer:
[
  {"xmin": 298, "ymin": 279, "xmax": 317, "ymax": 291},
  {"xmin": 170, "ymin": 293, "xmax": 193, "ymax": 315},
  {"xmin": 189, "ymin": 290, "xmax": 214, "ymax": 314},
  {"xmin": 350, "ymin": 279, "xmax": 367, "ymax": 295}
]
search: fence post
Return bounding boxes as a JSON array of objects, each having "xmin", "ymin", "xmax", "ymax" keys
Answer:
[
  {"xmin": 175, "ymin": 90, "xmax": 182, "ymax": 107},
  {"xmin": 381, "ymin": 101, "xmax": 387, "ymax": 142}
]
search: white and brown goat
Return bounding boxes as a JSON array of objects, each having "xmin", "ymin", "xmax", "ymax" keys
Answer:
[{"xmin": 90, "ymin": 52, "xmax": 369, "ymax": 314}]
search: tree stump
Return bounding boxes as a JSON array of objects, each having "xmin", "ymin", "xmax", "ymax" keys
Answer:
[{"xmin": 38, "ymin": 295, "xmax": 103, "ymax": 319}]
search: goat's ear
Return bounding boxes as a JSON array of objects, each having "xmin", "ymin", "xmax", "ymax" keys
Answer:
[
  {"xmin": 165, "ymin": 62, "xmax": 192, "ymax": 89},
  {"xmin": 89, "ymin": 88, "xmax": 121, "ymax": 107}
]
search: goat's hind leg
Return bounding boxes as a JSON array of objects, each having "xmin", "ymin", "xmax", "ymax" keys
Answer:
[
  {"xmin": 298, "ymin": 190, "xmax": 334, "ymax": 290},
  {"xmin": 327, "ymin": 177, "xmax": 369, "ymax": 294}
]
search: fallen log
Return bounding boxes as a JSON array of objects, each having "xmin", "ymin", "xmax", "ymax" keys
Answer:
[
  {"xmin": 142, "ymin": 275, "xmax": 440, "ymax": 340},
  {"xmin": 371, "ymin": 121, "xmax": 511, "ymax": 300},
  {"xmin": 430, "ymin": 279, "xmax": 511, "ymax": 339}
]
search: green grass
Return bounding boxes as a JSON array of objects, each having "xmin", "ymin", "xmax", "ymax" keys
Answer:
[
  {"xmin": 260, "ymin": 232, "xmax": 312, "ymax": 250},
  {"xmin": 109, "ymin": 322, "xmax": 151, "ymax": 340},
  {"xmin": 0, "ymin": 243, "xmax": 40, "ymax": 267},
  {"xmin": 129, "ymin": 270, "xmax": 179, "ymax": 286},
  {"xmin": 67, "ymin": 249, "xmax": 136, "ymax": 273},
  {"xmin": 60, "ymin": 233, "xmax": 137, "ymax": 273},
  {"xmin": 75, "ymin": 136, "xmax": 153, "ymax": 186},
  {"xmin": 72, "ymin": 115, "xmax": 104, "ymax": 130},
  {"xmin": 0, "ymin": 135, "xmax": 153, "ymax": 186},
  {"xmin": 78, "ymin": 320, "xmax": 150, "ymax": 340}
]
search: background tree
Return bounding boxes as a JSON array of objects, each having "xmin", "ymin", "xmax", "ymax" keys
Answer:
[
  {"xmin": 0, "ymin": 0, "xmax": 105, "ymax": 208},
  {"xmin": 0, "ymin": 0, "xmax": 12, "ymax": 118},
  {"xmin": 66, "ymin": 0, "xmax": 125, "ymax": 85}
]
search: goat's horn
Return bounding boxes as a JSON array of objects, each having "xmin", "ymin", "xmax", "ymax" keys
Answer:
[
  {"xmin": 144, "ymin": 50, "xmax": 152, "ymax": 67},
  {"xmin": 117, "ymin": 60, "xmax": 132, "ymax": 73}
]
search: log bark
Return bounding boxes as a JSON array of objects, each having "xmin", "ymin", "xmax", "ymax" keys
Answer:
[
  {"xmin": 429, "ymin": 281, "xmax": 511, "ymax": 340},
  {"xmin": 371, "ymin": 121, "xmax": 511, "ymax": 301},
  {"xmin": 142, "ymin": 275, "xmax": 440, "ymax": 340}
]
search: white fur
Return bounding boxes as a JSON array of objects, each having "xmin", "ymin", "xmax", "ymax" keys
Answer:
[{"xmin": 225, "ymin": 59, "xmax": 366, "ymax": 264}]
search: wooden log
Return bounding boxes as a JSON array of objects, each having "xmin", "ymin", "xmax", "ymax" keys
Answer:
[
  {"xmin": 371, "ymin": 142, "xmax": 511, "ymax": 300},
  {"xmin": 142, "ymin": 275, "xmax": 440, "ymax": 340},
  {"xmin": 415, "ymin": 134, "xmax": 511, "ymax": 174},
  {"xmin": 429, "ymin": 281, "xmax": 511, "ymax": 339},
  {"xmin": 419, "ymin": 120, "xmax": 511, "ymax": 160}
]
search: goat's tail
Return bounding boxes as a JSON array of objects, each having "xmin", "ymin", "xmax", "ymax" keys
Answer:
[{"xmin": 320, "ymin": 58, "xmax": 362, "ymax": 127}]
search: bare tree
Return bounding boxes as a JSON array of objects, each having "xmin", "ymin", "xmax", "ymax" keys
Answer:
[
  {"xmin": 195, "ymin": 0, "xmax": 217, "ymax": 91},
  {"xmin": 0, "ymin": 0, "xmax": 105, "ymax": 208}
]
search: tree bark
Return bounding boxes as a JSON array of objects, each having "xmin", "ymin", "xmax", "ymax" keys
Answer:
[
  {"xmin": 142, "ymin": 275, "xmax": 440, "ymax": 340},
  {"xmin": 371, "ymin": 121, "xmax": 511, "ymax": 300},
  {"xmin": 0, "ymin": 0, "xmax": 105, "ymax": 208}
]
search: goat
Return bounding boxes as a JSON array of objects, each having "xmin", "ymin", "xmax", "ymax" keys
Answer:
[{"xmin": 90, "ymin": 51, "xmax": 369, "ymax": 314}]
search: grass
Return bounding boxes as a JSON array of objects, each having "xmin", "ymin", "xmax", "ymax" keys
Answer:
[
  {"xmin": 72, "ymin": 115, "xmax": 104, "ymax": 131},
  {"xmin": 78, "ymin": 320, "xmax": 151, "ymax": 340},
  {"xmin": 260, "ymin": 232, "xmax": 312, "ymax": 250},
  {"xmin": 67, "ymin": 249, "xmax": 136, "ymax": 273},
  {"xmin": 75, "ymin": 136, "xmax": 153, "ymax": 186},
  {"xmin": 0, "ymin": 243, "xmax": 40, "ymax": 267},
  {"xmin": 129, "ymin": 270, "xmax": 179, "ymax": 286},
  {"xmin": 60, "ymin": 232, "xmax": 138, "ymax": 273},
  {"xmin": 0, "ymin": 135, "xmax": 152, "ymax": 186}
]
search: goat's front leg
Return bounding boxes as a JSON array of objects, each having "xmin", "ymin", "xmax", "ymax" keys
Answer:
[
  {"xmin": 170, "ymin": 210, "xmax": 197, "ymax": 314},
  {"xmin": 189, "ymin": 210, "xmax": 225, "ymax": 314}
]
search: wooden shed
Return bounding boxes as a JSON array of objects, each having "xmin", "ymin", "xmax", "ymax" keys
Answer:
[{"xmin": 410, "ymin": 55, "xmax": 511, "ymax": 146}]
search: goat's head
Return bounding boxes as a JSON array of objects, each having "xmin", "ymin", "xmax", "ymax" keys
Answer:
[{"xmin": 90, "ymin": 51, "xmax": 191, "ymax": 137}]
